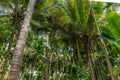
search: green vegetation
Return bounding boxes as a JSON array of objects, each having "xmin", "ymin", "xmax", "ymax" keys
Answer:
[{"xmin": 0, "ymin": 0, "xmax": 120, "ymax": 80}]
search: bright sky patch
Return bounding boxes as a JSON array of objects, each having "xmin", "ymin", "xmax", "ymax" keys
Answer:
[{"xmin": 90, "ymin": 0, "xmax": 120, "ymax": 3}]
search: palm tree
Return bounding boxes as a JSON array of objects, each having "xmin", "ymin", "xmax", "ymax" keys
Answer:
[
  {"xmin": 48, "ymin": 0, "xmax": 96, "ymax": 79},
  {"xmin": 0, "ymin": 1, "xmax": 26, "ymax": 79},
  {"xmin": 8, "ymin": 0, "xmax": 37, "ymax": 80},
  {"xmin": 0, "ymin": 0, "xmax": 118, "ymax": 80},
  {"xmin": 36, "ymin": 0, "xmax": 115, "ymax": 80},
  {"xmin": 31, "ymin": 0, "xmax": 95, "ymax": 79}
]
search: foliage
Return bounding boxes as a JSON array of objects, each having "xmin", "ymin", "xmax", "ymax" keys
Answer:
[{"xmin": 0, "ymin": 0, "xmax": 120, "ymax": 80}]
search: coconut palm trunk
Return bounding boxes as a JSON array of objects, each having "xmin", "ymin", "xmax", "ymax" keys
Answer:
[{"xmin": 8, "ymin": 0, "xmax": 37, "ymax": 80}]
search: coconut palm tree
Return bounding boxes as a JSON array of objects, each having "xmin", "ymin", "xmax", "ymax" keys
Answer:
[
  {"xmin": 0, "ymin": 0, "xmax": 27, "ymax": 79},
  {"xmin": 8, "ymin": 0, "xmax": 37, "ymax": 80},
  {"xmin": 0, "ymin": 0, "xmax": 120, "ymax": 80},
  {"xmin": 34, "ymin": 0, "xmax": 115, "ymax": 80}
]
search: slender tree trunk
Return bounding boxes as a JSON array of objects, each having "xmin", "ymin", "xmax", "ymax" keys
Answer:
[
  {"xmin": 8, "ymin": 0, "xmax": 36, "ymax": 80},
  {"xmin": 84, "ymin": 35, "xmax": 95, "ymax": 80},
  {"xmin": 55, "ymin": 53, "xmax": 59, "ymax": 80},
  {"xmin": 87, "ymin": 51, "xmax": 95, "ymax": 80},
  {"xmin": 70, "ymin": 55, "xmax": 73, "ymax": 80},
  {"xmin": 45, "ymin": 34, "xmax": 49, "ymax": 80},
  {"xmin": 0, "ymin": 44, "xmax": 11, "ymax": 80},
  {"xmin": 100, "ymin": 39, "xmax": 115, "ymax": 80},
  {"xmin": 91, "ymin": 7, "xmax": 115, "ymax": 80},
  {"xmin": 1, "ymin": 23, "xmax": 19, "ymax": 80},
  {"xmin": 29, "ymin": 70, "xmax": 34, "ymax": 80},
  {"xmin": 77, "ymin": 40, "xmax": 80, "ymax": 59},
  {"xmin": 45, "ymin": 47, "xmax": 49, "ymax": 80}
]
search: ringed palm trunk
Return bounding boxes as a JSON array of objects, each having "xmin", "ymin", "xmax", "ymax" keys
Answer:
[{"xmin": 8, "ymin": 0, "xmax": 37, "ymax": 80}]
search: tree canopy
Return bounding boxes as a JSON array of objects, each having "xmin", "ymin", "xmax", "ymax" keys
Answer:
[{"xmin": 0, "ymin": 0, "xmax": 120, "ymax": 80}]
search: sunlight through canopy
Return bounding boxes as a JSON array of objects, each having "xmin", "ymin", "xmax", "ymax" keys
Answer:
[{"xmin": 91, "ymin": 0, "xmax": 120, "ymax": 3}]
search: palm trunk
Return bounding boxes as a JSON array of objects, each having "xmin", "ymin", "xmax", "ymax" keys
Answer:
[
  {"xmin": 55, "ymin": 53, "xmax": 59, "ymax": 80},
  {"xmin": 8, "ymin": 0, "xmax": 36, "ymax": 80},
  {"xmin": 91, "ymin": 7, "xmax": 115, "ymax": 80},
  {"xmin": 87, "ymin": 51, "xmax": 95, "ymax": 80},
  {"xmin": 84, "ymin": 35, "xmax": 95, "ymax": 80},
  {"xmin": 45, "ymin": 46, "xmax": 49, "ymax": 80},
  {"xmin": 100, "ymin": 39, "xmax": 115, "ymax": 80},
  {"xmin": 45, "ymin": 34, "xmax": 49, "ymax": 80},
  {"xmin": 0, "ymin": 44, "xmax": 11, "ymax": 80}
]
